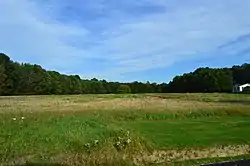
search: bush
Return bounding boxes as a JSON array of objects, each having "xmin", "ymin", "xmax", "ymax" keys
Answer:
[
  {"xmin": 243, "ymin": 87, "xmax": 250, "ymax": 94},
  {"xmin": 117, "ymin": 85, "xmax": 131, "ymax": 94}
]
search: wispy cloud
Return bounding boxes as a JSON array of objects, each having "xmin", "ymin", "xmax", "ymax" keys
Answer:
[
  {"xmin": 217, "ymin": 33, "xmax": 250, "ymax": 57},
  {"xmin": 0, "ymin": 0, "xmax": 250, "ymax": 81},
  {"xmin": 0, "ymin": 0, "xmax": 89, "ymax": 70}
]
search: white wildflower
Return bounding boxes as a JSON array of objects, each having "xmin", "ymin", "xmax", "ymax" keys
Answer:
[
  {"xmin": 94, "ymin": 140, "xmax": 99, "ymax": 145},
  {"xmin": 21, "ymin": 117, "xmax": 25, "ymax": 120},
  {"xmin": 84, "ymin": 143, "xmax": 90, "ymax": 148},
  {"xmin": 126, "ymin": 138, "xmax": 132, "ymax": 144},
  {"xmin": 12, "ymin": 118, "xmax": 16, "ymax": 121}
]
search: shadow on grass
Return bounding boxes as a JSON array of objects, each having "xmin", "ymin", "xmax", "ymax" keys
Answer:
[
  {"xmin": 219, "ymin": 100, "xmax": 250, "ymax": 106},
  {"xmin": 14, "ymin": 163, "xmax": 68, "ymax": 166}
]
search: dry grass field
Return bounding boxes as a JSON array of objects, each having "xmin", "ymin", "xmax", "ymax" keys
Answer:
[
  {"xmin": 1, "ymin": 93, "xmax": 250, "ymax": 165},
  {"xmin": 1, "ymin": 93, "xmax": 249, "ymax": 113}
]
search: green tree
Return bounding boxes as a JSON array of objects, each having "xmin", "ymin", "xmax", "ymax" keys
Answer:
[
  {"xmin": 1, "ymin": 52, "xmax": 250, "ymax": 95},
  {"xmin": 232, "ymin": 64, "xmax": 250, "ymax": 85},
  {"xmin": 0, "ymin": 53, "xmax": 18, "ymax": 95},
  {"xmin": 47, "ymin": 71, "xmax": 63, "ymax": 94},
  {"xmin": 68, "ymin": 75, "xmax": 82, "ymax": 94},
  {"xmin": 168, "ymin": 67, "xmax": 233, "ymax": 93},
  {"xmin": 0, "ymin": 64, "xmax": 6, "ymax": 94}
]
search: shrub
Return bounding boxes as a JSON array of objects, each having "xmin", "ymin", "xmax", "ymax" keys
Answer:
[
  {"xmin": 117, "ymin": 85, "xmax": 131, "ymax": 94},
  {"xmin": 243, "ymin": 87, "xmax": 250, "ymax": 94}
]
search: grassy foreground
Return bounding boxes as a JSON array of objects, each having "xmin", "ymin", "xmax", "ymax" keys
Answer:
[{"xmin": 0, "ymin": 93, "xmax": 250, "ymax": 165}]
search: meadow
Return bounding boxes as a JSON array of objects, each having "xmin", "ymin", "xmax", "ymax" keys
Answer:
[{"xmin": 1, "ymin": 93, "xmax": 250, "ymax": 166}]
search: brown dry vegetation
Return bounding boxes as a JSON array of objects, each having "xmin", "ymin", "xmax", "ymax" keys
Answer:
[
  {"xmin": 135, "ymin": 145, "xmax": 250, "ymax": 164},
  {"xmin": 1, "ymin": 94, "xmax": 249, "ymax": 113},
  {"xmin": 3, "ymin": 144, "xmax": 250, "ymax": 166}
]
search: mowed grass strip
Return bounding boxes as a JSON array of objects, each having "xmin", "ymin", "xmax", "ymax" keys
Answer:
[{"xmin": 118, "ymin": 116, "xmax": 250, "ymax": 148}]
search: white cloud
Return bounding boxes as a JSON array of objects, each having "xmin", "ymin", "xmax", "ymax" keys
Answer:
[
  {"xmin": 0, "ymin": 0, "xmax": 89, "ymax": 71},
  {"xmin": 84, "ymin": 0, "xmax": 250, "ymax": 76}
]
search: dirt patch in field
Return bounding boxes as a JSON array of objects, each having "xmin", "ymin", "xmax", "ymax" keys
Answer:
[
  {"xmin": 3, "ymin": 145, "xmax": 249, "ymax": 166},
  {"xmin": 134, "ymin": 144, "xmax": 250, "ymax": 164}
]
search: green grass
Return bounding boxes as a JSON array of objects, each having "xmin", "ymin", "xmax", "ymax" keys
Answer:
[
  {"xmin": 1, "ymin": 112, "xmax": 250, "ymax": 165},
  {"xmin": 0, "ymin": 113, "xmax": 111, "ymax": 161},
  {"xmin": 119, "ymin": 116, "xmax": 250, "ymax": 148},
  {"xmin": 1, "ymin": 93, "xmax": 250, "ymax": 165},
  {"xmin": 0, "ymin": 112, "xmax": 148, "ymax": 165}
]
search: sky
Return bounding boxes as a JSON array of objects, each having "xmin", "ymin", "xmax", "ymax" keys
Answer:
[{"xmin": 0, "ymin": 0, "xmax": 250, "ymax": 83}]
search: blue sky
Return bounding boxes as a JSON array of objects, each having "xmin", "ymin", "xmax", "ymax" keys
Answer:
[{"xmin": 0, "ymin": 0, "xmax": 250, "ymax": 83}]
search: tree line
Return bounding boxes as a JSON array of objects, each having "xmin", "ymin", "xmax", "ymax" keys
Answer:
[
  {"xmin": 0, "ymin": 53, "xmax": 168, "ymax": 95},
  {"xmin": 168, "ymin": 64, "xmax": 250, "ymax": 93},
  {"xmin": 0, "ymin": 53, "xmax": 249, "ymax": 95}
]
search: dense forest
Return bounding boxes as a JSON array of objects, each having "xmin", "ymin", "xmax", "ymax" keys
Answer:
[
  {"xmin": 168, "ymin": 64, "xmax": 250, "ymax": 93},
  {"xmin": 0, "ymin": 53, "xmax": 168, "ymax": 95},
  {"xmin": 0, "ymin": 53, "xmax": 249, "ymax": 95}
]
